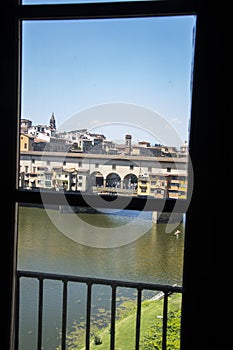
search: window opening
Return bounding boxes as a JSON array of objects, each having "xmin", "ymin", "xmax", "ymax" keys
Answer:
[{"xmin": 15, "ymin": 3, "xmax": 196, "ymax": 350}]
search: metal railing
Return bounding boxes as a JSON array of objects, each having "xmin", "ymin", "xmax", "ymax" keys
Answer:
[{"xmin": 15, "ymin": 270, "xmax": 182, "ymax": 350}]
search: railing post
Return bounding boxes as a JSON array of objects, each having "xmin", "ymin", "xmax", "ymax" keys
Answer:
[
  {"xmin": 61, "ymin": 280, "xmax": 68, "ymax": 350},
  {"xmin": 135, "ymin": 288, "xmax": 142, "ymax": 350},
  {"xmin": 85, "ymin": 283, "xmax": 92, "ymax": 350},
  {"xmin": 162, "ymin": 291, "xmax": 169, "ymax": 350},
  {"xmin": 37, "ymin": 278, "xmax": 44, "ymax": 350},
  {"xmin": 110, "ymin": 285, "xmax": 116, "ymax": 350}
]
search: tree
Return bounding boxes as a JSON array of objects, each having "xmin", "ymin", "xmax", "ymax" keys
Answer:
[{"xmin": 141, "ymin": 310, "xmax": 181, "ymax": 350}]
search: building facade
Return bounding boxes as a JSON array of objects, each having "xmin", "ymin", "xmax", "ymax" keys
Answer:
[{"xmin": 19, "ymin": 151, "xmax": 188, "ymax": 198}]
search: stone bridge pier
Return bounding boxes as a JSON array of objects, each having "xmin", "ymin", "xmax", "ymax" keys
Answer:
[{"xmin": 152, "ymin": 211, "xmax": 184, "ymax": 224}]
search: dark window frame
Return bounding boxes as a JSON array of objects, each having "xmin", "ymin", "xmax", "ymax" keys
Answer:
[{"xmin": 2, "ymin": 1, "xmax": 229, "ymax": 349}]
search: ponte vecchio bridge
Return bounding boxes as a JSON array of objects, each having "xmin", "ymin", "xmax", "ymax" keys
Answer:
[{"xmin": 20, "ymin": 151, "xmax": 188, "ymax": 199}]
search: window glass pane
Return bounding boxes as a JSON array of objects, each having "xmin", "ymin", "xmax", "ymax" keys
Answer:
[
  {"xmin": 20, "ymin": 16, "xmax": 195, "ymax": 195},
  {"xmin": 17, "ymin": 203, "xmax": 184, "ymax": 348},
  {"xmin": 18, "ymin": 15, "xmax": 195, "ymax": 349}
]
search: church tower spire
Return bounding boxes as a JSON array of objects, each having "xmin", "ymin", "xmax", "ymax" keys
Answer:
[{"xmin": 49, "ymin": 112, "xmax": 56, "ymax": 131}]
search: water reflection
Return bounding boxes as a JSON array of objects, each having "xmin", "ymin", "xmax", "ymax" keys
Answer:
[{"xmin": 18, "ymin": 206, "xmax": 184, "ymax": 284}]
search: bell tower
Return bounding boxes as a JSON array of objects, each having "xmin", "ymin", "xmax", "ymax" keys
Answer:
[
  {"xmin": 125, "ymin": 134, "xmax": 132, "ymax": 155},
  {"xmin": 49, "ymin": 112, "xmax": 56, "ymax": 131}
]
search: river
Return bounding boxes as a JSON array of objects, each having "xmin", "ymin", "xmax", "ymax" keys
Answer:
[{"xmin": 17, "ymin": 205, "xmax": 185, "ymax": 349}]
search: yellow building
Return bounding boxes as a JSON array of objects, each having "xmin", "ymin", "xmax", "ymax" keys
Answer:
[
  {"xmin": 177, "ymin": 175, "xmax": 188, "ymax": 199},
  {"xmin": 137, "ymin": 173, "xmax": 150, "ymax": 196},
  {"xmin": 167, "ymin": 175, "xmax": 188, "ymax": 199},
  {"xmin": 137, "ymin": 173, "xmax": 188, "ymax": 199},
  {"xmin": 20, "ymin": 134, "xmax": 34, "ymax": 151},
  {"xmin": 137, "ymin": 173, "xmax": 167, "ymax": 198}
]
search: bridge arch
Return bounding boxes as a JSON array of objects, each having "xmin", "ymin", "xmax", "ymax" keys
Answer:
[
  {"xmin": 106, "ymin": 172, "xmax": 121, "ymax": 188},
  {"xmin": 89, "ymin": 171, "xmax": 104, "ymax": 187},
  {"xmin": 123, "ymin": 173, "xmax": 138, "ymax": 189}
]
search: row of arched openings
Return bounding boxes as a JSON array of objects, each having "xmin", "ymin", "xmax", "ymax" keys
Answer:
[{"xmin": 89, "ymin": 172, "xmax": 138, "ymax": 189}]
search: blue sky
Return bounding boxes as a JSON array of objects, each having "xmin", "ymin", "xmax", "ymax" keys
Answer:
[{"xmin": 21, "ymin": 14, "xmax": 196, "ymax": 146}]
